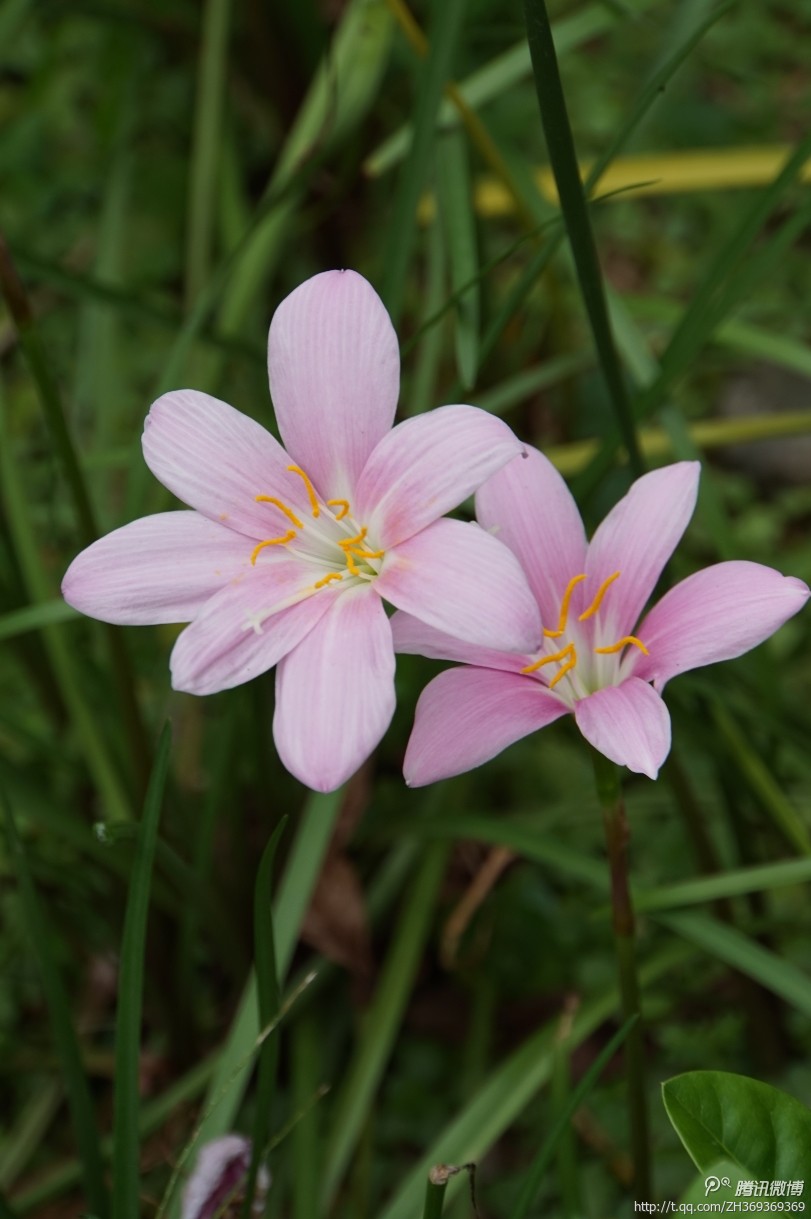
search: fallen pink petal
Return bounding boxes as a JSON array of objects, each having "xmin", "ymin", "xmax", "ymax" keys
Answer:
[
  {"xmin": 62, "ymin": 270, "xmax": 541, "ymax": 791},
  {"xmin": 394, "ymin": 448, "xmax": 809, "ymax": 785}
]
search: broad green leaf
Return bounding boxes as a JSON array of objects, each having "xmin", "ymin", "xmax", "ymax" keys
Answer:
[
  {"xmin": 663, "ymin": 1071, "xmax": 811, "ymax": 1179},
  {"xmin": 680, "ymin": 1160, "xmax": 751, "ymax": 1203}
]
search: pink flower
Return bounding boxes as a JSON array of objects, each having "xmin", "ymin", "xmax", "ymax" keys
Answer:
[
  {"xmin": 62, "ymin": 271, "xmax": 540, "ymax": 791},
  {"xmin": 394, "ymin": 449, "xmax": 809, "ymax": 785},
  {"xmin": 181, "ymin": 1135, "xmax": 269, "ymax": 1219}
]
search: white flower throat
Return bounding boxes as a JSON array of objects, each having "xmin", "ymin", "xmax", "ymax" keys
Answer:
[{"xmin": 521, "ymin": 571, "xmax": 648, "ymax": 703}]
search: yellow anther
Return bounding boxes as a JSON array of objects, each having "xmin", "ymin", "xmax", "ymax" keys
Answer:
[
  {"xmin": 544, "ymin": 573, "xmax": 587, "ymax": 638},
  {"xmin": 250, "ymin": 531, "xmax": 296, "ymax": 565},
  {"xmin": 549, "ymin": 646, "xmax": 578, "ymax": 688},
  {"xmin": 345, "ymin": 552, "xmax": 362, "ymax": 577},
  {"xmin": 314, "ymin": 572, "xmax": 343, "ymax": 589},
  {"xmin": 354, "ymin": 546, "xmax": 385, "ymax": 560},
  {"xmin": 339, "ymin": 526, "xmax": 368, "ymax": 549},
  {"xmin": 578, "ymin": 571, "xmax": 621, "ymax": 621},
  {"xmin": 327, "ymin": 498, "xmax": 350, "ymax": 520},
  {"xmin": 594, "ymin": 635, "xmax": 649, "ymax": 656},
  {"xmin": 254, "ymin": 495, "xmax": 303, "ymax": 529},
  {"xmin": 521, "ymin": 642, "xmax": 575, "ymax": 675},
  {"xmin": 287, "ymin": 465, "xmax": 320, "ymax": 517}
]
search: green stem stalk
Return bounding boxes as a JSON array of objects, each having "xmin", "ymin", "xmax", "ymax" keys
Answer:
[{"xmin": 592, "ymin": 750, "xmax": 651, "ymax": 1198}]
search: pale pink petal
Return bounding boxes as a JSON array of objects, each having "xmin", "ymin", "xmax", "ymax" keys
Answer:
[
  {"xmin": 267, "ymin": 270, "xmax": 399, "ymax": 500},
  {"xmin": 376, "ymin": 518, "xmax": 542, "ymax": 653},
  {"xmin": 391, "ymin": 610, "xmax": 526, "ymax": 673},
  {"xmin": 170, "ymin": 560, "xmax": 336, "ymax": 695},
  {"xmin": 62, "ymin": 512, "xmax": 250, "ymax": 625},
  {"xmin": 403, "ymin": 667, "xmax": 569, "ymax": 786},
  {"xmin": 475, "ymin": 445, "xmax": 587, "ymax": 628},
  {"xmin": 273, "ymin": 587, "xmax": 395, "ymax": 791},
  {"xmin": 574, "ymin": 678, "xmax": 671, "ymax": 779},
  {"xmin": 354, "ymin": 405, "xmax": 524, "ymax": 548},
  {"xmin": 142, "ymin": 389, "xmax": 303, "ymax": 537},
  {"xmin": 584, "ymin": 463, "xmax": 700, "ymax": 639},
  {"xmin": 631, "ymin": 561, "xmax": 810, "ymax": 690},
  {"xmin": 182, "ymin": 1135, "xmax": 270, "ymax": 1219}
]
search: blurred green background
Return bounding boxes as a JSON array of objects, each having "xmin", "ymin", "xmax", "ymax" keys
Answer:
[{"xmin": 1, "ymin": 0, "xmax": 811, "ymax": 1214}]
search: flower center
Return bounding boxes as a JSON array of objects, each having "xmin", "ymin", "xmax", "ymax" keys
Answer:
[
  {"xmin": 249, "ymin": 464, "xmax": 385, "ymax": 588},
  {"xmin": 520, "ymin": 571, "xmax": 648, "ymax": 696}
]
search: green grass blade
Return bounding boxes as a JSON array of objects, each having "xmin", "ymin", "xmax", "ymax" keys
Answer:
[
  {"xmin": 0, "ymin": 600, "xmax": 78, "ymax": 642},
  {"xmin": 185, "ymin": 0, "xmax": 232, "ymax": 306},
  {"xmin": 436, "ymin": 130, "xmax": 480, "ymax": 389},
  {"xmin": 291, "ymin": 1013, "xmax": 322, "ymax": 1219},
  {"xmin": 321, "ymin": 843, "xmax": 449, "ymax": 1204},
  {"xmin": 0, "ymin": 1081, "xmax": 62, "ymax": 1192},
  {"xmin": 635, "ymin": 858, "xmax": 811, "ymax": 913},
  {"xmin": 2, "ymin": 792, "xmax": 109, "ymax": 1218},
  {"xmin": 656, "ymin": 912, "xmax": 811, "ymax": 1017},
  {"xmin": 509, "ymin": 1016, "xmax": 637, "ymax": 1219},
  {"xmin": 522, "ymin": 0, "xmax": 642, "ymax": 475},
  {"xmin": 379, "ymin": 943, "xmax": 694, "ymax": 1219},
  {"xmin": 379, "ymin": 0, "xmax": 468, "ymax": 325},
  {"xmin": 112, "ymin": 723, "xmax": 172, "ymax": 1219},
  {"xmin": 242, "ymin": 818, "xmax": 287, "ymax": 1219}
]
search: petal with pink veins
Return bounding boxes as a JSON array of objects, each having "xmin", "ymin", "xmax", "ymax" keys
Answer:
[
  {"xmin": 62, "ymin": 512, "xmax": 251, "ymax": 625},
  {"xmin": 404, "ymin": 667, "xmax": 568, "ymax": 786},
  {"xmin": 376, "ymin": 517, "xmax": 542, "ymax": 653},
  {"xmin": 143, "ymin": 390, "xmax": 297, "ymax": 537},
  {"xmin": 170, "ymin": 560, "xmax": 336, "ymax": 696},
  {"xmin": 273, "ymin": 586, "xmax": 395, "ymax": 792},
  {"xmin": 584, "ymin": 463, "xmax": 700, "ymax": 639},
  {"xmin": 267, "ymin": 270, "xmax": 400, "ymax": 500},
  {"xmin": 354, "ymin": 405, "xmax": 524, "ymax": 549},
  {"xmin": 476, "ymin": 445, "xmax": 587, "ymax": 628},
  {"xmin": 574, "ymin": 678, "xmax": 671, "ymax": 779},
  {"xmin": 630, "ymin": 561, "xmax": 810, "ymax": 690},
  {"xmin": 391, "ymin": 610, "xmax": 527, "ymax": 673}
]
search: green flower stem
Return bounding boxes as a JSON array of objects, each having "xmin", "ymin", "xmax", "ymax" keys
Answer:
[
  {"xmin": 591, "ymin": 749, "xmax": 651, "ymax": 1198},
  {"xmin": 421, "ymin": 1168, "xmax": 450, "ymax": 1219}
]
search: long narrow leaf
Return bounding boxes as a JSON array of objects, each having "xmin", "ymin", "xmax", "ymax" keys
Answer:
[{"xmin": 112, "ymin": 724, "xmax": 172, "ymax": 1219}]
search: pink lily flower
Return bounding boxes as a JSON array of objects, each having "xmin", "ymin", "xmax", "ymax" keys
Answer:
[
  {"xmin": 62, "ymin": 270, "xmax": 540, "ymax": 791},
  {"xmin": 394, "ymin": 448, "xmax": 809, "ymax": 785}
]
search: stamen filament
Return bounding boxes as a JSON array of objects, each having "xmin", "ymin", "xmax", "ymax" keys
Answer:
[
  {"xmin": 327, "ymin": 498, "xmax": 350, "ymax": 520},
  {"xmin": 287, "ymin": 465, "xmax": 320, "ymax": 517},
  {"xmin": 254, "ymin": 495, "xmax": 303, "ymax": 529},
  {"xmin": 314, "ymin": 572, "xmax": 343, "ymax": 589},
  {"xmin": 250, "ymin": 531, "xmax": 296, "ymax": 565},
  {"xmin": 594, "ymin": 635, "xmax": 649, "ymax": 656},
  {"xmin": 521, "ymin": 642, "xmax": 575, "ymax": 675},
  {"xmin": 544, "ymin": 573, "xmax": 587, "ymax": 638},
  {"xmin": 578, "ymin": 571, "xmax": 620, "ymax": 621}
]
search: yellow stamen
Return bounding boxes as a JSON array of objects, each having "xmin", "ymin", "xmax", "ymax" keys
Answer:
[
  {"xmin": 544, "ymin": 573, "xmax": 587, "ymax": 638},
  {"xmin": 339, "ymin": 526, "xmax": 368, "ymax": 549},
  {"xmin": 250, "ymin": 531, "xmax": 296, "ymax": 565},
  {"xmin": 254, "ymin": 495, "xmax": 303, "ymax": 529},
  {"xmin": 549, "ymin": 646, "xmax": 578, "ymax": 688},
  {"xmin": 287, "ymin": 465, "xmax": 320, "ymax": 517},
  {"xmin": 345, "ymin": 552, "xmax": 362, "ymax": 577},
  {"xmin": 314, "ymin": 572, "xmax": 343, "ymax": 589},
  {"xmin": 327, "ymin": 498, "xmax": 350, "ymax": 520},
  {"xmin": 594, "ymin": 635, "xmax": 649, "ymax": 656},
  {"xmin": 521, "ymin": 642, "xmax": 575, "ymax": 675},
  {"xmin": 578, "ymin": 571, "xmax": 621, "ymax": 621},
  {"xmin": 354, "ymin": 546, "xmax": 385, "ymax": 560}
]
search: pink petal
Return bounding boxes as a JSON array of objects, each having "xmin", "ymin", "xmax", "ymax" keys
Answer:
[
  {"xmin": 391, "ymin": 610, "xmax": 526, "ymax": 673},
  {"xmin": 631, "ymin": 561, "xmax": 810, "ymax": 690},
  {"xmin": 61, "ymin": 512, "xmax": 250, "ymax": 625},
  {"xmin": 170, "ymin": 560, "xmax": 336, "ymax": 695},
  {"xmin": 403, "ymin": 667, "xmax": 568, "ymax": 786},
  {"xmin": 375, "ymin": 517, "xmax": 542, "ymax": 653},
  {"xmin": 267, "ymin": 270, "xmax": 400, "ymax": 500},
  {"xmin": 182, "ymin": 1135, "xmax": 270, "ymax": 1219},
  {"xmin": 584, "ymin": 463, "xmax": 700, "ymax": 639},
  {"xmin": 143, "ymin": 389, "xmax": 299, "ymax": 537},
  {"xmin": 354, "ymin": 405, "xmax": 524, "ymax": 548},
  {"xmin": 574, "ymin": 678, "xmax": 671, "ymax": 779},
  {"xmin": 273, "ymin": 587, "xmax": 395, "ymax": 791},
  {"xmin": 475, "ymin": 445, "xmax": 587, "ymax": 629}
]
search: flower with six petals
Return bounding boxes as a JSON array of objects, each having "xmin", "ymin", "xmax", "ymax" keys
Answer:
[
  {"xmin": 62, "ymin": 271, "xmax": 541, "ymax": 791},
  {"xmin": 394, "ymin": 449, "xmax": 809, "ymax": 785}
]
